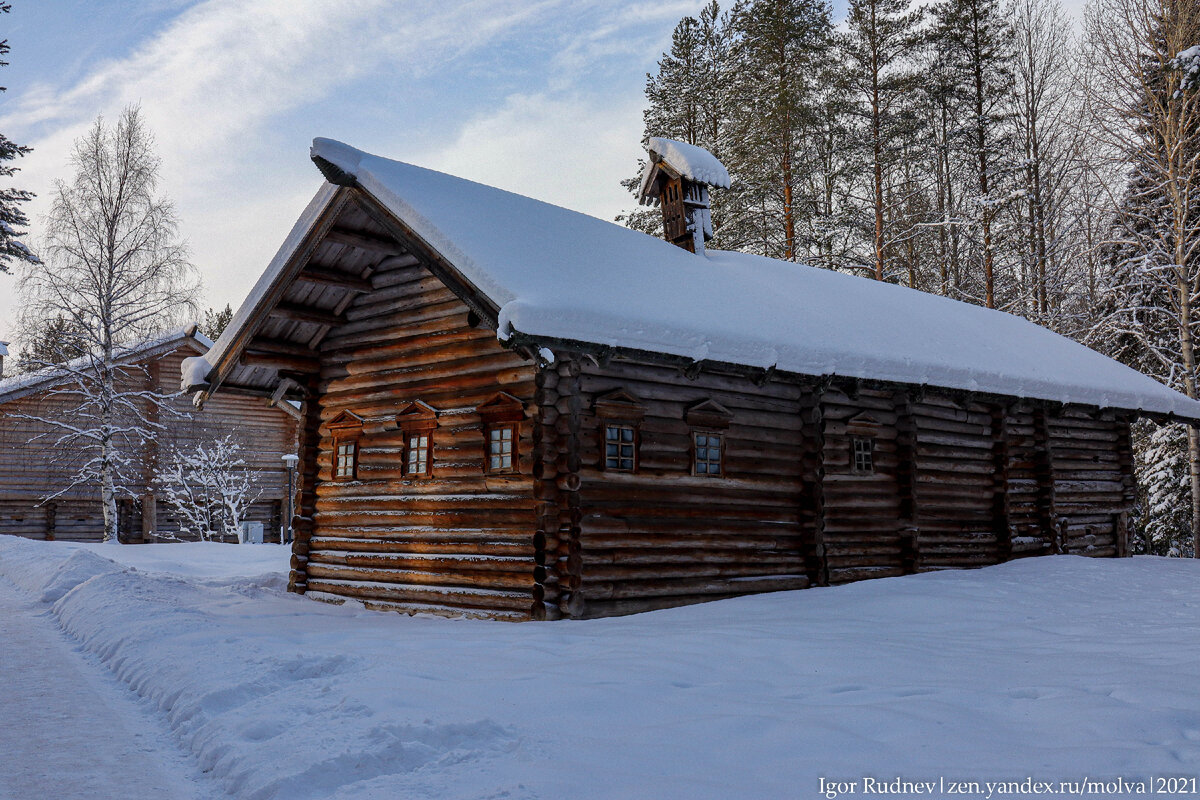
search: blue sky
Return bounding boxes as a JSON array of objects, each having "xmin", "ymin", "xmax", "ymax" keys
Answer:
[
  {"xmin": 0, "ymin": 0, "xmax": 1084, "ymax": 347},
  {"xmin": 0, "ymin": 0, "xmax": 727, "ymax": 343}
]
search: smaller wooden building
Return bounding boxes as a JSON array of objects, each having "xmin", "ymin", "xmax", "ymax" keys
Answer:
[
  {"xmin": 183, "ymin": 138, "xmax": 1200, "ymax": 620},
  {"xmin": 0, "ymin": 328, "xmax": 298, "ymax": 542}
]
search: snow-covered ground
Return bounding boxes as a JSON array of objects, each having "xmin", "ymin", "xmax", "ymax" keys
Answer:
[{"xmin": 1, "ymin": 538, "xmax": 1198, "ymax": 799}]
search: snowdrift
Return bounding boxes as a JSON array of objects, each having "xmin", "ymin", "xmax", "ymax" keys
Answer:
[{"xmin": 2, "ymin": 537, "xmax": 1199, "ymax": 799}]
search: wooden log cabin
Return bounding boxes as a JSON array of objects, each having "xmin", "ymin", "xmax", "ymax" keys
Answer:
[
  {"xmin": 182, "ymin": 137, "xmax": 1200, "ymax": 620},
  {"xmin": 0, "ymin": 327, "xmax": 298, "ymax": 542}
]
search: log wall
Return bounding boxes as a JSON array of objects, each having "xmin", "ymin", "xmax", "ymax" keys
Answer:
[
  {"xmin": 820, "ymin": 387, "xmax": 906, "ymax": 583},
  {"xmin": 567, "ymin": 357, "xmax": 811, "ymax": 618},
  {"xmin": 549, "ymin": 357, "xmax": 1137, "ymax": 616},
  {"xmin": 298, "ymin": 257, "xmax": 541, "ymax": 619}
]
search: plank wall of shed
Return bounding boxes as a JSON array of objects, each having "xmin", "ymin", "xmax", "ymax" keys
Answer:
[
  {"xmin": 0, "ymin": 345, "xmax": 296, "ymax": 542},
  {"xmin": 298, "ymin": 246, "xmax": 540, "ymax": 620}
]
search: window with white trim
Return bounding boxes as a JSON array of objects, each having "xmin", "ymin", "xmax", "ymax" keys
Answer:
[
  {"xmin": 406, "ymin": 432, "xmax": 432, "ymax": 477},
  {"xmin": 334, "ymin": 439, "xmax": 357, "ymax": 480}
]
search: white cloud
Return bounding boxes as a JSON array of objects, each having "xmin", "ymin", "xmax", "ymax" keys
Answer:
[
  {"xmin": 417, "ymin": 92, "xmax": 647, "ymax": 222},
  {"xmin": 0, "ymin": 0, "xmax": 568, "ymax": 342},
  {"xmin": 0, "ymin": 0, "xmax": 704, "ymax": 356}
]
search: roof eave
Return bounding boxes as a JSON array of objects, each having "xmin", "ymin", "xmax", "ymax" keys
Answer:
[{"xmin": 503, "ymin": 328, "xmax": 1200, "ymax": 425}]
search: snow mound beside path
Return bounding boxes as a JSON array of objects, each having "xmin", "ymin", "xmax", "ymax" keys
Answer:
[
  {"xmin": 0, "ymin": 538, "xmax": 518, "ymax": 800},
  {"xmin": 0, "ymin": 538, "xmax": 123, "ymax": 601}
]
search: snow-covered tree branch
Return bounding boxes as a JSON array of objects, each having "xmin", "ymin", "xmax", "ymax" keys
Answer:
[{"xmin": 155, "ymin": 435, "xmax": 262, "ymax": 542}]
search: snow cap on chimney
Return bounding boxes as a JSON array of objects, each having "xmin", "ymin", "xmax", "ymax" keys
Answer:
[{"xmin": 636, "ymin": 138, "xmax": 728, "ymax": 256}]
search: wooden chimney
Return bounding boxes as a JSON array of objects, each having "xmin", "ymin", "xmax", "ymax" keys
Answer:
[
  {"xmin": 636, "ymin": 138, "xmax": 730, "ymax": 255},
  {"xmin": 0, "ymin": 340, "xmax": 8, "ymax": 380}
]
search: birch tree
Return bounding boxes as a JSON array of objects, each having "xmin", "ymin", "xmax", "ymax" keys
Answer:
[{"xmin": 17, "ymin": 106, "xmax": 197, "ymax": 543}]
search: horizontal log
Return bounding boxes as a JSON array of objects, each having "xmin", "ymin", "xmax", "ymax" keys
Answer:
[
  {"xmin": 305, "ymin": 581, "xmax": 533, "ymax": 613},
  {"xmin": 269, "ymin": 302, "xmax": 345, "ymax": 327},
  {"xmin": 323, "ymin": 227, "xmax": 405, "ymax": 256},
  {"xmin": 581, "ymin": 573, "xmax": 809, "ymax": 601},
  {"xmin": 296, "ymin": 266, "xmax": 374, "ymax": 293},
  {"xmin": 305, "ymin": 564, "xmax": 536, "ymax": 591}
]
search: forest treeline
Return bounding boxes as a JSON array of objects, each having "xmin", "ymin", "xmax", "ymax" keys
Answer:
[{"xmin": 621, "ymin": 0, "xmax": 1200, "ymax": 555}]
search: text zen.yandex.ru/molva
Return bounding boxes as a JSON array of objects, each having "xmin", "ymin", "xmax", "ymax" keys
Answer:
[{"xmin": 818, "ymin": 776, "xmax": 1199, "ymax": 798}]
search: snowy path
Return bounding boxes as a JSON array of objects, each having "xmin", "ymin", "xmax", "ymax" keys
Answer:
[{"xmin": 0, "ymin": 581, "xmax": 218, "ymax": 800}]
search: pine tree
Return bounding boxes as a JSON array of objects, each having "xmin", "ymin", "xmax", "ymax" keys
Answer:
[
  {"xmin": 16, "ymin": 313, "xmax": 87, "ymax": 370},
  {"xmin": 844, "ymin": 0, "xmax": 922, "ymax": 281},
  {"xmin": 1084, "ymin": 0, "xmax": 1200, "ymax": 555},
  {"xmin": 202, "ymin": 304, "xmax": 234, "ymax": 340},
  {"xmin": 0, "ymin": 2, "xmax": 37, "ymax": 272},
  {"xmin": 619, "ymin": 3, "xmax": 735, "ymax": 244},
  {"xmin": 932, "ymin": 0, "xmax": 1016, "ymax": 308},
  {"xmin": 1135, "ymin": 420, "xmax": 1193, "ymax": 556},
  {"xmin": 727, "ymin": 0, "xmax": 835, "ymax": 261}
]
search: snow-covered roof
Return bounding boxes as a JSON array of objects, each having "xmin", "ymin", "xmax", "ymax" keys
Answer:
[
  {"xmin": 0, "ymin": 326, "xmax": 213, "ymax": 404},
  {"xmin": 191, "ymin": 138, "xmax": 1200, "ymax": 422}
]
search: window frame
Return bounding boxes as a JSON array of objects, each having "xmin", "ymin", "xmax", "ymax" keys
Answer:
[
  {"xmin": 333, "ymin": 436, "xmax": 359, "ymax": 481},
  {"xmin": 851, "ymin": 436, "xmax": 875, "ymax": 475},
  {"xmin": 685, "ymin": 398, "xmax": 733, "ymax": 479},
  {"xmin": 594, "ymin": 389, "xmax": 646, "ymax": 475},
  {"xmin": 477, "ymin": 392, "xmax": 525, "ymax": 477},
  {"xmin": 328, "ymin": 410, "xmax": 365, "ymax": 482},
  {"xmin": 691, "ymin": 429, "xmax": 725, "ymax": 478},
  {"xmin": 404, "ymin": 430, "xmax": 434, "ymax": 478},
  {"xmin": 603, "ymin": 423, "xmax": 639, "ymax": 473},
  {"xmin": 485, "ymin": 422, "xmax": 519, "ymax": 475},
  {"xmin": 396, "ymin": 401, "xmax": 438, "ymax": 480}
]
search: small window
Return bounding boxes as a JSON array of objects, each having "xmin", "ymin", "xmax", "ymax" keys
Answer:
[
  {"xmin": 605, "ymin": 424, "xmax": 637, "ymax": 472},
  {"xmin": 487, "ymin": 424, "xmax": 517, "ymax": 473},
  {"xmin": 334, "ymin": 439, "xmax": 357, "ymax": 480},
  {"xmin": 852, "ymin": 437, "xmax": 874, "ymax": 474},
  {"xmin": 693, "ymin": 431, "xmax": 723, "ymax": 477},
  {"xmin": 406, "ymin": 432, "xmax": 432, "ymax": 477}
]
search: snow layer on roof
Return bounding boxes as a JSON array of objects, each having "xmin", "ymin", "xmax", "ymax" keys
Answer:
[
  {"xmin": 1, "ymin": 326, "xmax": 211, "ymax": 403},
  {"xmin": 646, "ymin": 137, "xmax": 731, "ymax": 189},
  {"xmin": 291, "ymin": 139, "xmax": 1200, "ymax": 420}
]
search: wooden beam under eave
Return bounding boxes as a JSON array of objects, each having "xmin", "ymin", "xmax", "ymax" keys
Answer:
[
  {"xmin": 216, "ymin": 383, "xmax": 279, "ymax": 399},
  {"xmin": 324, "ymin": 227, "xmax": 404, "ymax": 256},
  {"xmin": 244, "ymin": 337, "xmax": 319, "ymax": 359},
  {"xmin": 295, "ymin": 266, "xmax": 373, "ymax": 293},
  {"xmin": 269, "ymin": 302, "xmax": 345, "ymax": 327},
  {"xmin": 240, "ymin": 351, "xmax": 320, "ymax": 373},
  {"xmin": 269, "ymin": 397, "xmax": 304, "ymax": 421}
]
